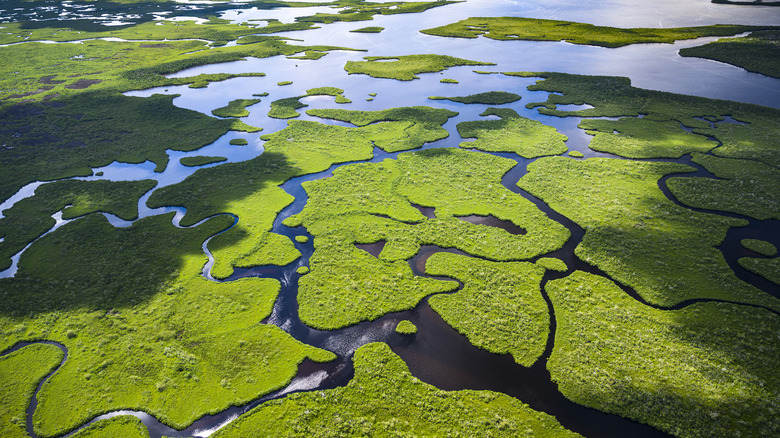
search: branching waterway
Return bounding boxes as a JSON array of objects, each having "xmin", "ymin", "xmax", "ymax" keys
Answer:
[{"xmin": 1, "ymin": 1, "xmax": 778, "ymax": 437}]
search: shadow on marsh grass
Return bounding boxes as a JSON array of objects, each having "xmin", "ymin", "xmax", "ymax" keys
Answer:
[{"xmin": 0, "ymin": 151, "xmax": 299, "ymax": 317}]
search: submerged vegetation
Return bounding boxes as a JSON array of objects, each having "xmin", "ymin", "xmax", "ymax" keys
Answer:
[{"xmin": 421, "ymin": 17, "xmax": 778, "ymax": 48}]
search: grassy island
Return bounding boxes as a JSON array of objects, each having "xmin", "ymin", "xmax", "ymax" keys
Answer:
[
  {"xmin": 213, "ymin": 343, "xmax": 582, "ymax": 438},
  {"xmin": 421, "ymin": 17, "xmax": 778, "ymax": 48},
  {"xmin": 345, "ymin": 55, "xmax": 494, "ymax": 80}
]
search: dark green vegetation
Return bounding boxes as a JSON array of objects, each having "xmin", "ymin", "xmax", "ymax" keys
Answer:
[
  {"xmin": 395, "ymin": 320, "xmax": 417, "ymax": 334},
  {"xmin": 579, "ymin": 118, "xmax": 717, "ymax": 158},
  {"xmin": 430, "ymin": 91, "xmax": 521, "ymax": 105},
  {"xmin": 421, "ymin": 17, "xmax": 778, "ymax": 48},
  {"xmin": 519, "ymin": 156, "xmax": 778, "ymax": 311},
  {"xmin": 0, "ymin": 179, "xmax": 157, "ymax": 271},
  {"xmin": 229, "ymin": 138, "xmax": 249, "ymax": 146},
  {"xmin": 0, "ymin": 214, "xmax": 334, "ymax": 437},
  {"xmin": 179, "ymin": 156, "xmax": 229, "ymax": 167},
  {"xmin": 212, "ymin": 99, "xmax": 263, "ymax": 118},
  {"xmin": 547, "ymin": 271, "xmax": 780, "ymax": 438},
  {"xmin": 284, "ymin": 148, "xmax": 569, "ymax": 329},
  {"xmin": 680, "ymin": 30, "xmax": 780, "ymax": 78},
  {"xmin": 511, "ymin": 71, "xmax": 779, "ymax": 228},
  {"xmin": 213, "ymin": 343, "xmax": 582, "ymax": 438},
  {"xmin": 568, "ymin": 150, "xmax": 584, "ymax": 158},
  {"xmin": 296, "ymin": 0, "xmax": 458, "ymax": 24},
  {"xmin": 149, "ymin": 108, "xmax": 457, "ymax": 280},
  {"xmin": 739, "ymin": 256, "xmax": 780, "ymax": 285},
  {"xmin": 457, "ymin": 108, "xmax": 568, "ymax": 158},
  {"xmin": 344, "ymin": 55, "xmax": 494, "ymax": 80},
  {"xmin": 666, "ymin": 153, "xmax": 779, "ymax": 220},
  {"xmin": 350, "ymin": 26, "xmax": 385, "ymax": 33},
  {"xmin": 426, "ymin": 253, "xmax": 550, "ymax": 366},
  {"xmin": 0, "ymin": 343, "xmax": 64, "ymax": 438},
  {"xmin": 742, "ymin": 239, "xmax": 778, "ymax": 256},
  {"xmin": 70, "ymin": 416, "xmax": 149, "ymax": 438}
]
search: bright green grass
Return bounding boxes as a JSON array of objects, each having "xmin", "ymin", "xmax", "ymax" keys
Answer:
[
  {"xmin": 680, "ymin": 30, "xmax": 780, "ymax": 78},
  {"xmin": 666, "ymin": 153, "xmax": 780, "ymax": 220},
  {"xmin": 69, "ymin": 416, "xmax": 149, "ymax": 438},
  {"xmin": 268, "ymin": 96, "xmax": 307, "ymax": 119},
  {"xmin": 546, "ymin": 271, "xmax": 780, "ymax": 438},
  {"xmin": 307, "ymin": 106, "xmax": 457, "ymax": 152},
  {"xmin": 429, "ymin": 91, "xmax": 521, "ymax": 104},
  {"xmin": 421, "ymin": 17, "xmax": 777, "ymax": 48},
  {"xmin": 579, "ymin": 117, "xmax": 717, "ymax": 158},
  {"xmin": 350, "ymin": 26, "xmax": 384, "ymax": 33},
  {"xmin": 286, "ymin": 50, "xmax": 329, "ymax": 60},
  {"xmin": 0, "ymin": 179, "xmax": 157, "ymax": 271},
  {"xmin": 296, "ymin": 266, "xmax": 310, "ymax": 275},
  {"xmin": 344, "ymin": 55, "xmax": 494, "ymax": 81},
  {"xmin": 213, "ymin": 343, "xmax": 583, "ymax": 438},
  {"xmin": 180, "ymin": 156, "xmax": 228, "ymax": 167},
  {"xmin": 518, "ymin": 156, "xmax": 779, "ymax": 311},
  {"xmin": 739, "ymin": 256, "xmax": 780, "ymax": 285},
  {"xmin": 425, "ymin": 253, "xmax": 549, "ymax": 367},
  {"xmin": 457, "ymin": 108, "xmax": 568, "ymax": 158},
  {"xmin": 395, "ymin": 320, "xmax": 417, "ymax": 334},
  {"xmin": 0, "ymin": 343, "xmax": 64, "ymax": 438},
  {"xmin": 277, "ymin": 81, "xmax": 293, "ymax": 86},
  {"xmin": 150, "ymin": 109, "xmax": 455, "ymax": 280},
  {"xmin": 295, "ymin": 235, "xmax": 309, "ymax": 243},
  {"xmin": 284, "ymin": 149, "xmax": 569, "ymax": 329},
  {"xmin": 512, "ymin": 71, "xmax": 780, "ymax": 168},
  {"xmin": 440, "ymin": 78, "xmax": 459, "ymax": 84},
  {"xmin": 0, "ymin": 213, "xmax": 334, "ymax": 437},
  {"xmin": 568, "ymin": 151, "xmax": 584, "ymax": 158},
  {"xmin": 742, "ymin": 239, "xmax": 778, "ymax": 257},
  {"xmin": 211, "ymin": 99, "xmax": 262, "ymax": 118},
  {"xmin": 297, "ymin": 0, "xmax": 458, "ymax": 24},
  {"xmin": 536, "ymin": 257, "xmax": 568, "ymax": 272}
]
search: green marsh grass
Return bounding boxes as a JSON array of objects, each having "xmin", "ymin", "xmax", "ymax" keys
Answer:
[
  {"xmin": 457, "ymin": 108, "xmax": 568, "ymax": 158},
  {"xmin": 213, "ymin": 343, "xmax": 582, "ymax": 438},
  {"xmin": 421, "ymin": 17, "xmax": 777, "ymax": 48},
  {"xmin": 0, "ymin": 343, "xmax": 64, "ymax": 438},
  {"xmin": 547, "ymin": 271, "xmax": 780, "ymax": 438}
]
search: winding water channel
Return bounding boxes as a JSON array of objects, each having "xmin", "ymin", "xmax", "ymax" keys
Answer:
[{"xmin": 1, "ymin": 1, "xmax": 779, "ymax": 437}]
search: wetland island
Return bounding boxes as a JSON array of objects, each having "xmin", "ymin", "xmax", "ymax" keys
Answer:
[{"xmin": 0, "ymin": 0, "xmax": 778, "ymax": 437}]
